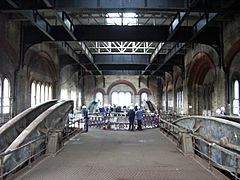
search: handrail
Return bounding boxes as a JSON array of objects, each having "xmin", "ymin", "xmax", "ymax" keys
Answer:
[
  {"xmin": 0, "ymin": 119, "xmax": 81, "ymax": 180},
  {"xmin": 0, "ymin": 135, "xmax": 46, "ymax": 157},
  {"xmin": 190, "ymin": 134, "xmax": 240, "ymax": 179},
  {"xmin": 4, "ymin": 100, "xmax": 73, "ymax": 163},
  {"xmin": 159, "ymin": 118, "xmax": 183, "ymax": 144},
  {"xmin": 0, "ymin": 135, "xmax": 46, "ymax": 180},
  {"xmin": 0, "ymin": 100, "xmax": 73, "ymax": 180},
  {"xmin": 159, "ymin": 118, "xmax": 240, "ymax": 179},
  {"xmin": 0, "ymin": 99, "xmax": 58, "ymax": 152},
  {"xmin": 174, "ymin": 115, "xmax": 240, "ymax": 129}
]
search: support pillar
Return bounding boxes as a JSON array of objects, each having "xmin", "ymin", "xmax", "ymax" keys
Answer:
[
  {"xmin": 179, "ymin": 132, "xmax": 194, "ymax": 154},
  {"xmin": 47, "ymin": 130, "xmax": 63, "ymax": 155}
]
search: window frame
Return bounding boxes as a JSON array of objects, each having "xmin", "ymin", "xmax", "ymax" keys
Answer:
[
  {"xmin": 31, "ymin": 80, "xmax": 53, "ymax": 106},
  {"xmin": 111, "ymin": 91, "xmax": 132, "ymax": 107},
  {"xmin": 232, "ymin": 79, "xmax": 240, "ymax": 115}
]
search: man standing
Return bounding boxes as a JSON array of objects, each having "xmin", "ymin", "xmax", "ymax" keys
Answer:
[
  {"xmin": 82, "ymin": 105, "xmax": 89, "ymax": 132},
  {"xmin": 128, "ymin": 106, "xmax": 135, "ymax": 131},
  {"xmin": 136, "ymin": 106, "xmax": 143, "ymax": 130}
]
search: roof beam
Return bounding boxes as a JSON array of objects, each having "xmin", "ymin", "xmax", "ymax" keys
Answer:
[
  {"xmin": 23, "ymin": 21, "xmax": 217, "ymax": 44},
  {"xmin": 73, "ymin": 25, "xmax": 169, "ymax": 42},
  {"xmin": 1, "ymin": 0, "xmax": 239, "ymax": 14},
  {"xmin": 167, "ymin": 11, "xmax": 189, "ymax": 41},
  {"xmin": 190, "ymin": 12, "xmax": 218, "ymax": 41},
  {"xmin": 4, "ymin": 0, "xmax": 19, "ymax": 8},
  {"xmin": 21, "ymin": 9, "xmax": 101, "ymax": 75},
  {"xmin": 151, "ymin": 11, "xmax": 219, "ymax": 76},
  {"xmin": 97, "ymin": 64, "xmax": 146, "ymax": 71},
  {"xmin": 56, "ymin": 12, "xmax": 98, "ymax": 65},
  {"xmin": 147, "ymin": 11, "xmax": 188, "ymax": 67},
  {"xmin": 55, "ymin": 0, "xmax": 187, "ymax": 11},
  {"xmin": 151, "ymin": 43, "xmax": 185, "ymax": 75},
  {"xmin": 41, "ymin": 0, "xmax": 54, "ymax": 8},
  {"xmin": 1, "ymin": 0, "xmax": 50, "ymax": 9},
  {"xmin": 94, "ymin": 55, "xmax": 149, "ymax": 64},
  {"xmin": 57, "ymin": 11, "xmax": 76, "ymax": 40},
  {"xmin": 30, "ymin": 10, "xmax": 54, "ymax": 40},
  {"xmin": 2, "ymin": 0, "xmax": 238, "ymax": 12},
  {"xmin": 149, "ymin": 42, "xmax": 165, "ymax": 63},
  {"xmin": 54, "ymin": 0, "xmax": 238, "ymax": 12},
  {"xmin": 53, "ymin": 11, "xmax": 102, "ymax": 74},
  {"xmin": 101, "ymin": 70, "xmax": 142, "ymax": 75},
  {"xmin": 23, "ymin": 14, "xmax": 92, "ymax": 74}
]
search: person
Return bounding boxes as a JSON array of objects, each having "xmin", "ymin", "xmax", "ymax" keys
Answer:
[
  {"xmin": 135, "ymin": 106, "xmax": 143, "ymax": 130},
  {"xmin": 220, "ymin": 106, "xmax": 226, "ymax": 115},
  {"xmin": 99, "ymin": 105, "xmax": 105, "ymax": 116},
  {"xmin": 82, "ymin": 105, "xmax": 89, "ymax": 132},
  {"xmin": 216, "ymin": 108, "xmax": 221, "ymax": 115},
  {"xmin": 128, "ymin": 106, "xmax": 135, "ymax": 131}
]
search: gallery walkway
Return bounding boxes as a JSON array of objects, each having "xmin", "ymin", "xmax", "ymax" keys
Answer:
[{"xmin": 16, "ymin": 128, "xmax": 228, "ymax": 180}]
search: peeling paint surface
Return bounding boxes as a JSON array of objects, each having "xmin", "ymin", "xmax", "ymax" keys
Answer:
[{"xmin": 174, "ymin": 116, "xmax": 240, "ymax": 172}]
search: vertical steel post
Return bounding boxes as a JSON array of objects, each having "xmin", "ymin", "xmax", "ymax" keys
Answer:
[
  {"xmin": 28, "ymin": 144, "xmax": 33, "ymax": 168},
  {"xmin": 208, "ymin": 143, "xmax": 212, "ymax": 170},
  {"xmin": 0, "ymin": 156, "xmax": 4, "ymax": 180},
  {"xmin": 235, "ymin": 155, "xmax": 239, "ymax": 180}
]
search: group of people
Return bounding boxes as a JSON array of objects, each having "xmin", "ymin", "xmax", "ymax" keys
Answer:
[
  {"xmin": 81, "ymin": 104, "xmax": 144, "ymax": 132},
  {"xmin": 128, "ymin": 106, "xmax": 143, "ymax": 131}
]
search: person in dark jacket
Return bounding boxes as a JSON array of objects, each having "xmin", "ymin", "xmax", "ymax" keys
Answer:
[
  {"xmin": 128, "ymin": 106, "xmax": 135, "ymax": 131},
  {"xmin": 135, "ymin": 106, "xmax": 143, "ymax": 130},
  {"xmin": 82, "ymin": 105, "xmax": 89, "ymax": 132}
]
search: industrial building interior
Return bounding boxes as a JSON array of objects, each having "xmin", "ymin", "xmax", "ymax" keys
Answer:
[{"xmin": 0, "ymin": 0, "xmax": 240, "ymax": 179}]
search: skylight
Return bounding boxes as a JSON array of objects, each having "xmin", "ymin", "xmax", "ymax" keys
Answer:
[{"xmin": 106, "ymin": 12, "xmax": 138, "ymax": 26}]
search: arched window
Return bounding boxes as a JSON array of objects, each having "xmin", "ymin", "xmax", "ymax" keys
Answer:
[
  {"xmin": 233, "ymin": 80, "xmax": 240, "ymax": 115},
  {"xmin": 49, "ymin": 85, "xmax": 52, "ymax": 100},
  {"xmin": 125, "ymin": 92, "xmax": 132, "ymax": 106},
  {"xmin": 31, "ymin": 81, "xmax": 53, "ymax": 106},
  {"xmin": 3, "ymin": 78, "xmax": 10, "ymax": 113},
  {"xmin": 61, "ymin": 89, "xmax": 68, "ymax": 100},
  {"xmin": 95, "ymin": 92, "xmax": 103, "ymax": 106},
  {"xmin": 40, "ymin": 84, "xmax": 45, "ymax": 103},
  {"xmin": 141, "ymin": 92, "xmax": 148, "ymax": 102},
  {"xmin": 177, "ymin": 89, "xmax": 183, "ymax": 114},
  {"xmin": 167, "ymin": 90, "xmax": 173, "ymax": 112},
  {"xmin": 0, "ymin": 77, "xmax": 12, "ymax": 122},
  {"xmin": 162, "ymin": 89, "xmax": 166, "ymax": 111},
  {"xmin": 118, "ymin": 92, "xmax": 125, "ymax": 107},
  {"xmin": 36, "ymin": 83, "xmax": 41, "ymax": 105},
  {"xmin": 45, "ymin": 84, "xmax": 49, "ymax": 101},
  {"xmin": 112, "ymin": 92, "xmax": 118, "ymax": 105},
  {"xmin": 31, "ymin": 82, "xmax": 36, "ymax": 106},
  {"xmin": 111, "ymin": 91, "xmax": 132, "ymax": 107}
]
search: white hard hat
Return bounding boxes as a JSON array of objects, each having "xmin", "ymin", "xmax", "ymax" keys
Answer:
[{"xmin": 82, "ymin": 105, "xmax": 86, "ymax": 108}]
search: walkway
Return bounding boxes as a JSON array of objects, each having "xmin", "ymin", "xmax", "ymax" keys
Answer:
[{"xmin": 16, "ymin": 128, "xmax": 228, "ymax": 180}]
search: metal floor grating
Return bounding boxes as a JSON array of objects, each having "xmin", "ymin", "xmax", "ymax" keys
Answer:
[{"xmin": 16, "ymin": 128, "xmax": 228, "ymax": 180}]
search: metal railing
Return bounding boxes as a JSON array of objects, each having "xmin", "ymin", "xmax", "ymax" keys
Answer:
[
  {"xmin": 0, "ymin": 135, "xmax": 46, "ymax": 180},
  {"xmin": 87, "ymin": 113, "xmax": 160, "ymax": 130},
  {"xmin": 159, "ymin": 118, "xmax": 240, "ymax": 179},
  {"xmin": 159, "ymin": 118, "xmax": 181, "ymax": 143},
  {"xmin": 159, "ymin": 112, "xmax": 183, "ymax": 123},
  {"xmin": 63, "ymin": 117, "xmax": 83, "ymax": 139},
  {"xmin": 191, "ymin": 134, "xmax": 240, "ymax": 180},
  {"xmin": 0, "ymin": 114, "xmax": 82, "ymax": 180}
]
